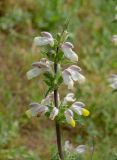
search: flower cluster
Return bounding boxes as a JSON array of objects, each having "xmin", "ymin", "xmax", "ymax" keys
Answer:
[
  {"xmin": 26, "ymin": 92, "xmax": 90, "ymax": 127},
  {"xmin": 26, "ymin": 31, "xmax": 90, "ymax": 128}
]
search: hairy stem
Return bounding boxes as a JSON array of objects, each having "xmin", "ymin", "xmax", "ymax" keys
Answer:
[{"xmin": 54, "ymin": 61, "xmax": 64, "ymax": 160}]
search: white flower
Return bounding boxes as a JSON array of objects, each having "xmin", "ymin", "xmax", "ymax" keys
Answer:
[
  {"xmin": 71, "ymin": 102, "xmax": 90, "ymax": 117},
  {"xmin": 25, "ymin": 102, "xmax": 48, "ymax": 118},
  {"xmin": 62, "ymin": 65, "xmax": 85, "ymax": 89},
  {"xmin": 64, "ymin": 141, "xmax": 74, "ymax": 152},
  {"xmin": 63, "ymin": 93, "xmax": 76, "ymax": 105},
  {"xmin": 26, "ymin": 58, "xmax": 52, "ymax": 80},
  {"xmin": 64, "ymin": 141, "xmax": 86, "ymax": 154},
  {"xmin": 75, "ymin": 145, "xmax": 86, "ymax": 154},
  {"xmin": 62, "ymin": 69, "xmax": 74, "ymax": 89},
  {"xmin": 112, "ymin": 35, "xmax": 117, "ymax": 45},
  {"xmin": 108, "ymin": 74, "xmax": 117, "ymax": 89},
  {"xmin": 61, "ymin": 42, "xmax": 78, "ymax": 62},
  {"xmin": 64, "ymin": 109, "xmax": 75, "ymax": 127},
  {"xmin": 49, "ymin": 107, "xmax": 59, "ymax": 120},
  {"xmin": 26, "ymin": 67, "xmax": 42, "ymax": 80},
  {"xmin": 67, "ymin": 65, "xmax": 85, "ymax": 83},
  {"xmin": 34, "ymin": 32, "xmax": 54, "ymax": 46}
]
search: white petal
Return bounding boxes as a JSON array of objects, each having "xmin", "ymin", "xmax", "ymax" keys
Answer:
[
  {"xmin": 108, "ymin": 74, "xmax": 117, "ymax": 89},
  {"xmin": 64, "ymin": 141, "xmax": 74, "ymax": 152},
  {"xmin": 29, "ymin": 102, "xmax": 40, "ymax": 108},
  {"xmin": 62, "ymin": 70, "xmax": 74, "ymax": 89},
  {"xmin": 75, "ymin": 145, "xmax": 86, "ymax": 154},
  {"xmin": 63, "ymin": 93, "xmax": 76, "ymax": 104},
  {"xmin": 41, "ymin": 32, "xmax": 53, "ymax": 38},
  {"xmin": 64, "ymin": 109, "xmax": 73, "ymax": 123},
  {"xmin": 34, "ymin": 37, "xmax": 54, "ymax": 46},
  {"xmin": 61, "ymin": 47, "xmax": 78, "ymax": 62},
  {"xmin": 27, "ymin": 103, "xmax": 48, "ymax": 117},
  {"xmin": 68, "ymin": 66, "xmax": 85, "ymax": 83},
  {"xmin": 71, "ymin": 106, "xmax": 82, "ymax": 115},
  {"xmin": 69, "ymin": 65, "xmax": 81, "ymax": 72},
  {"xmin": 71, "ymin": 101, "xmax": 85, "ymax": 115},
  {"xmin": 77, "ymin": 73, "xmax": 85, "ymax": 84},
  {"xmin": 72, "ymin": 101, "xmax": 85, "ymax": 108},
  {"xmin": 108, "ymin": 74, "xmax": 117, "ymax": 83},
  {"xmin": 26, "ymin": 67, "xmax": 41, "ymax": 80},
  {"xmin": 110, "ymin": 82, "xmax": 117, "ymax": 89},
  {"xmin": 62, "ymin": 42, "xmax": 74, "ymax": 48},
  {"xmin": 49, "ymin": 107, "xmax": 59, "ymax": 120}
]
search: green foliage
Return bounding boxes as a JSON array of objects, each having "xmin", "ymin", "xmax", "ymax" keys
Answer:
[
  {"xmin": 0, "ymin": 115, "xmax": 39, "ymax": 160},
  {"xmin": 0, "ymin": 8, "xmax": 31, "ymax": 32},
  {"xmin": 0, "ymin": 115, "xmax": 18, "ymax": 148},
  {"xmin": 51, "ymin": 150, "xmax": 84, "ymax": 160},
  {"xmin": 0, "ymin": 147, "xmax": 39, "ymax": 160}
]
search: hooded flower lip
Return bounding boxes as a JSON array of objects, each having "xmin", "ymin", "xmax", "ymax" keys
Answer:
[
  {"xmin": 26, "ymin": 102, "xmax": 48, "ymax": 118},
  {"xmin": 68, "ymin": 65, "xmax": 85, "ymax": 83},
  {"xmin": 49, "ymin": 107, "xmax": 59, "ymax": 120},
  {"xmin": 26, "ymin": 67, "xmax": 42, "ymax": 80},
  {"xmin": 32, "ymin": 58, "xmax": 52, "ymax": 68},
  {"xmin": 26, "ymin": 58, "xmax": 52, "ymax": 80},
  {"xmin": 64, "ymin": 109, "xmax": 75, "ymax": 127},
  {"xmin": 62, "ymin": 65, "xmax": 85, "ymax": 89},
  {"xmin": 71, "ymin": 101, "xmax": 90, "ymax": 117},
  {"xmin": 61, "ymin": 42, "xmax": 78, "ymax": 62},
  {"xmin": 63, "ymin": 93, "xmax": 76, "ymax": 105},
  {"xmin": 33, "ymin": 31, "xmax": 54, "ymax": 46},
  {"xmin": 108, "ymin": 74, "xmax": 117, "ymax": 89},
  {"xmin": 62, "ymin": 69, "xmax": 74, "ymax": 89}
]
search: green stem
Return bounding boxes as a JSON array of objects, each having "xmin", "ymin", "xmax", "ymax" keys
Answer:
[{"xmin": 54, "ymin": 21, "xmax": 69, "ymax": 159}]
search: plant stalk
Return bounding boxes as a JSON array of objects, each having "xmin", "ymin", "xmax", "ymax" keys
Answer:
[{"xmin": 54, "ymin": 49, "xmax": 64, "ymax": 159}]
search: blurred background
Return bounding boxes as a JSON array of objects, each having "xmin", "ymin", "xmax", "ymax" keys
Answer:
[{"xmin": 0, "ymin": 0, "xmax": 117, "ymax": 159}]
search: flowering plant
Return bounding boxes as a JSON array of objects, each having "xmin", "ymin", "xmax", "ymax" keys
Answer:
[{"xmin": 25, "ymin": 27, "xmax": 90, "ymax": 159}]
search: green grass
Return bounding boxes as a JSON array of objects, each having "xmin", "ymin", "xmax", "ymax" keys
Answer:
[{"xmin": 0, "ymin": 0, "xmax": 117, "ymax": 159}]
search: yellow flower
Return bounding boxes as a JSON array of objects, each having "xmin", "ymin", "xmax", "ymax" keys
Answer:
[
  {"xmin": 70, "ymin": 117, "xmax": 76, "ymax": 127},
  {"xmin": 71, "ymin": 102, "xmax": 90, "ymax": 117},
  {"xmin": 82, "ymin": 108, "xmax": 90, "ymax": 116}
]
